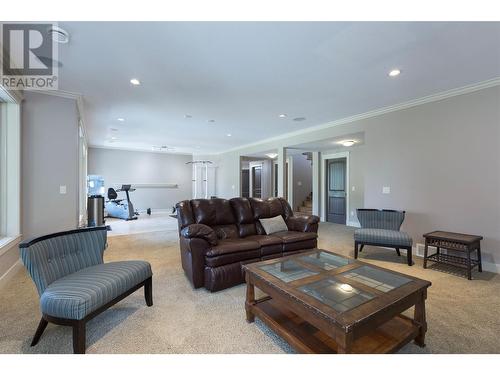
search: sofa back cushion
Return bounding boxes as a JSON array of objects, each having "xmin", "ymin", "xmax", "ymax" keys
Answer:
[
  {"xmin": 230, "ymin": 197, "xmax": 257, "ymax": 237},
  {"xmin": 249, "ymin": 197, "xmax": 286, "ymax": 235},
  {"xmin": 191, "ymin": 198, "xmax": 239, "ymax": 239}
]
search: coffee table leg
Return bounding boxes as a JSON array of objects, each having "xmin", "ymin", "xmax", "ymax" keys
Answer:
[
  {"xmin": 245, "ymin": 273, "xmax": 255, "ymax": 323},
  {"xmin": 414, "ymin": 291, "xmax": 427, "ymax": 348},
  {"xmin": 477, "ymin": 243, "xmax": 482, "ymax": 272},
  {"xmin": 337, "ymin": 333, "xmax": 353, "ymax": 354},
  {"xmin": 466, "ymin": 248, "xmax": 472, "ymax": 280}
]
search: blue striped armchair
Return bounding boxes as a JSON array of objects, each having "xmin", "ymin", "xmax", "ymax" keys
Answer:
[
  {"xmin": 19, "ymin": 226, "xmax": 153, "ymax": 353},
  {"xmin": 354, "ymin": 209, "xmax": 413, "ymax": 266}
]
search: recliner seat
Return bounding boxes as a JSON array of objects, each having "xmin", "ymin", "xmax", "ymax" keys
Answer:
[{"xmin": 176, "ymin": 197, "xmax": 320, "ymax": 292}]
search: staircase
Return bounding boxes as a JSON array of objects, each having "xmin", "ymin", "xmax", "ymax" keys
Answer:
[{"xmin": 296, "ymin": 192, "xmax": 313, "ymax": 216}]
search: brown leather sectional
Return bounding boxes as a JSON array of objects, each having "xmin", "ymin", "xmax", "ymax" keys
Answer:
[{"xmin": 176, "ymin": 197, "xmax": 320, "ymax": 292}]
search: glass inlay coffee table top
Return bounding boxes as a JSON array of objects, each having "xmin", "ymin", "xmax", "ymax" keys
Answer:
[
  {"xmin": 298, "ymin": 251, "xmax": 354, "ymax": 270},
  {"xmin": 298, "ymin": 278, "xmax": 375, "ymax": 312},
  {"xmin": 341, "ymin": 265, "xmax": 411, "ymax": 293},
  {"xmin": 259, "ymin": 259, "xmax": 318, "ymax": 282}
]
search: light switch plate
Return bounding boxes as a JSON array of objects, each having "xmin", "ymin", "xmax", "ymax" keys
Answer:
[
  {"xmin": 351, "ymin": 186, "xmax": 355, "ymax": 192},
  {"xmin": 60, "ymin": 185, "xmax": 67, "ymax": 194},
  {"xmin": 382, "ymin": 186, "xmax": 391, "ymax": 194}
]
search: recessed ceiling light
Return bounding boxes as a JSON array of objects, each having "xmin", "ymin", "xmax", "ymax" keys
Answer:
[
  {"xmin": 111, "ymin": 136, "xmax": 117, "ymax": 140},
  {"xmin": 130, "ymin": 78, "xmax": 141, "ymax": 85},
  {"xmin": 279, "ymin": 114, "xmax": 287, "ymax": 118},
  {"xmin": 293, "ymin": 117, "xmax": 306, "ymax": 122},
  {"xmin": 265, "ymin": 153, "xmax": 278, "ymax": 159},
  {"xmin": 117, "ymin": 118, "xmax": 125, "ymax": 122},
  {"xmin": 388, "ymin": 69, "xmax": 401, "ymax": 77},
  {"xmin": 339, "ymin": 140, "xmax": 356, "ymax": 147},
  {"xmin": 47, "ymin": 26, "xmax": 69, "ymax": 44},
  {"xmin": 226, "ymin": 133, "xmax": 232, "ymax": 137}
]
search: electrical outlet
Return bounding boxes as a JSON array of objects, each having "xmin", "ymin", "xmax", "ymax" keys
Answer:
[
  {"xmin": 351, "ymin": 186, "xmax": 355, "ymax": 192},
  {"xmin": 382, "ymin": 186, "xmax": 391, "ymax": 194},
  {"xmin": 59, "ymin": 185, "xmax": 67, "ymax": 194}
]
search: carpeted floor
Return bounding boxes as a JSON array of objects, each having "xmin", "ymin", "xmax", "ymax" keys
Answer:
[{"xmin": 1, "ymin": 220, "xmax": 499, "ymax": 354}]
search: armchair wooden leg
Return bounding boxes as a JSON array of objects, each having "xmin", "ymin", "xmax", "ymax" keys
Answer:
[
  {"xmin": 72, "ymin": 321, "xmax": 86, "ymax": 354},
  {"xmin": 31, "ymin": 317, "xmax": 48, "ymax": 346},
  {"xmin": 144, "ymin": 277, "xmax": 153, "ymax": 306},
  {"xmin": 354, "ymin": 242, "xmax": 359, "ymax": 259},
  {"xmin": 395, "ymin": 248, "xmax": 401, "ymax": 256},
  {"xmin": 359, "ymin": 244, "xmax": 364, "ymax": 252},
  {"xmin": 407, "ymin": 247, "xmax": 413, "ymax": 266}
]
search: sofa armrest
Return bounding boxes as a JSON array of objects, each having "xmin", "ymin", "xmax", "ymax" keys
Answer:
[
  {"xmin": 181, "ymin": 224, "xmax": 218, "ymax": 246},
  {"xmin": 286, "ymin": 215, "xmax": 320, "ymax": 233}
]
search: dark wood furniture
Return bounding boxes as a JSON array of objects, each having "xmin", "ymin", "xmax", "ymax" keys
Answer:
[
  {"xmin": 423, "ymin": 231, "xmax": 483, "ymax": 280},
  {"xmin": 243, "ymin": 249, "xmax": 431, "ymax": 354}
]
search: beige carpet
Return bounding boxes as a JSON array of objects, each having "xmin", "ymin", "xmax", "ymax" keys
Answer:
[{"xmin": 1, "ymin": 221, "xmax": 499, "ymax": 354}]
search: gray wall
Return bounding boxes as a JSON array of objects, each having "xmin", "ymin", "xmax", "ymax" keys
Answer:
[
  {"xmin": 213, "ymin": 86, "xmax": 500, "ymax": 270},
  {"xmin": 88, "ymin": 148, "xmax": 192, "ymax": 211},
  {"xmin": 292, "ymin": 153, "xmax": 312, "ymax": 210},
  {"xmin": 22, "ymin": 93, "xmax": 79, "ymax": 238}
]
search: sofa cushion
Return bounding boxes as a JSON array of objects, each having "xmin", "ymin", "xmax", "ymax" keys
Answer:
[
  {"xmin": 230, "ymin": 198, "xmax": 257, "ymax": 237},
  {"xmin": 40, "ymin": 261, "xmax": 152, "ymax": 320},
  {"xmin": 272, "ymin": 230, "xmax": 318, "ymax": 244},
  {"xmin": 205, "ymin": 249, "xmax": 261, "ymax": 267},
  {"xmin": 249, "ymin": 198, "xmax": 284, "ymax": 220},
  {"xmin": 244, "ymin": 234, "xmax": 282, "ymax": 256},
  {"xmin": 354, "ymin": 228, "xmax": 412, "ymax": 247},
  {"xmin": 205, "ymin": 239, "xmax": 260, "ymax": 257},
  {"xmin": 259, "ymin": 215, "xmax": 288, "ymax": 235},
  {"xmin": 191, "ymin": 198, "xmax": 236, "ymax": 226}
]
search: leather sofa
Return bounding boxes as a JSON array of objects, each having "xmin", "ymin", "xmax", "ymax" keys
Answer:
[{"xmin": 176, "ymin": 197, "xmax": 320, "ymax": 292}]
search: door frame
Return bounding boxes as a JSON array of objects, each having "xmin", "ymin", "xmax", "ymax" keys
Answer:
[{"xmin": 320, "ymin": 151, "xmax": 349, "ymax": 224}]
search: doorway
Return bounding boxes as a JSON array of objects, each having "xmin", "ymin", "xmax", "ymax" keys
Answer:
[
  {"xmin": 241, "ymin": 169, "xmax": 250, "ymax": 197},
  {"xmin": 326, "ymin": 157, "xmax": 347, "ymax": 224},
  {"xmin": 251, "ymin": 164, "xmax": 262, "ymax": 198}
]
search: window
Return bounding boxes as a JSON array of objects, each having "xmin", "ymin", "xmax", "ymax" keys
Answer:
[{"xmin": 0, "ymin": 88, "xmax": 21, "ymax": 245}]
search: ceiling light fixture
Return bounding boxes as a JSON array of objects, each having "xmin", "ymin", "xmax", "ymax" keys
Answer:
[
  {"xmin": 279, "ymin": 114, "xmax": 287, "ymax": 118},
  {"xmin": 185, "ymin": 114, "xmax": 193, "ymax": 119},
  {"xmin": 117, "ymin": 118, "xmax": 125, "ymax": 122},
  {"xmin": 340, "ymin": 140, "xmax": 356, "ymax": 147},
  {"xmin": 130, "ymin": 78, "xmax": 141, "ymax": 85},
  {"xmin": 265, "ymin": 153, "xmax": 278, "ymax": 159},
  {"xmin": 47, "ymin": 26, "xmax": 69, "ymax": 44},
  {"xmin": 293, "ymin": 117, "xmax": 306, "ymax": 122},
  {"xmin": 388, "ymin": 69, "xmax": 401, "ymax": 77},
  {"xmin": 208, "ymin": 119, "xmax": 215, "ymax": 123},
  {"xmin": 226, "ymin": 133, "xmax": 232, "ymax": 137}
]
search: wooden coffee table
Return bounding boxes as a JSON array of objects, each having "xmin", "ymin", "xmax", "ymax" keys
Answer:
[{"xmin": 243, "ymin": 249, "xmax": 431, "ymax": 354}]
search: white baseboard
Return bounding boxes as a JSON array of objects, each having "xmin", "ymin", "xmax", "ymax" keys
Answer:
[
  {"xmin": 347, "ymin": 220, "xmax": 361, "ymax": 228},
  {"xmin": 0, "ymin": 259, "xmax": 21, "ymax": 286}
]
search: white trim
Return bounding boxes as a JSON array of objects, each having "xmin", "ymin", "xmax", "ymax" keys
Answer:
[
  {"xmin": 0, "ymin": 259, "xmax": 21, "ymax": 285},
  {"xmin": 88, "ymin": 144, "xmax": 192, "ymax": 156},
  {"xmin": 347, "ymin": 220, "xmax": 361, "ymax": 228},
  {"xmin": 0, "ymin": 235, "xmax": 21, "ymax": 257},
  {"xmin": 220, "ymin": 77, "xmax": 500, "ymax": 155},
  {"xmin": 320, "ymin": 151, "xmax": 350, "ymax": 224},
  {"xmin": 286, "ymin": 156, "xmax": 293, "ymax": 208}
]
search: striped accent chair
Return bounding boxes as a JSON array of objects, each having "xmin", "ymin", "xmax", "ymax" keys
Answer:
[
  {"xmin": 19, "ymin": 226, "xmax": 153, "ymax": 354},
  {"xmin": 354, "ymin": 209, "xmax": 413, "ymax": 266}
]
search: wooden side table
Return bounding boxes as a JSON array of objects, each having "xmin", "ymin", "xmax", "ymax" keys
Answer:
[{"xmin": 423, "ymin": 231, "xmax": 483, "ymax": 280}]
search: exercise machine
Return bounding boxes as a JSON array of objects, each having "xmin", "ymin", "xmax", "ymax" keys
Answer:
[{"xmin": 105, "ymin": 184, "xmax": 139, "ymax": 220}]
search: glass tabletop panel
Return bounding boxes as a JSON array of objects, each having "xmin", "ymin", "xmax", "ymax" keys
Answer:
[
  {"xmin": 341, "ymin": 265, "xmax": 411, "ymax": 293},
  {"xmin": 259, "ymin": 259, "xmax": 318, "ymax": 283},
  {"xmin": 298, "ymin": 278, "xmax": 374, "ymax": 312},
  {"xmin": 298, "ymin": 251, "xmax": 353, "ymax": 270}
]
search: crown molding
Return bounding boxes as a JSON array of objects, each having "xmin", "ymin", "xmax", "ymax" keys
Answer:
[
  {"xmin": 88, "ymin": 144, "xmax": 193, "ymax": 156},
  {"xmin": 220, "ymin": 77, "xmax": 500, "ymax": 155}
]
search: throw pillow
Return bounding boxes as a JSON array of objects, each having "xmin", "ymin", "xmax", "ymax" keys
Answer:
[{"xmin": 259, "ymin": 215, "xmax": 288, "ymax": 235}]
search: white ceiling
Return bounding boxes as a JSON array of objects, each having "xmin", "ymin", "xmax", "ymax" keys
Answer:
[{"xmin": 55, "ymin": 22, "xmax": 500, "ymax": 154}]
